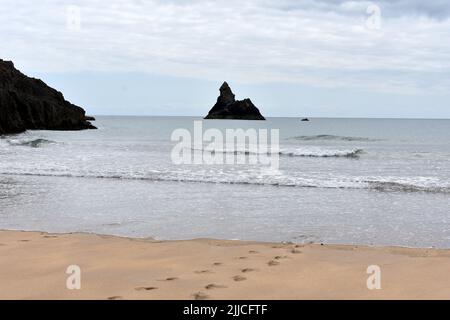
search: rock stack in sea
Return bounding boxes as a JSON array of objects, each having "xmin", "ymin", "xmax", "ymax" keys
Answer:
[
  {"xmin": 204, "ymin": 82, "xmax": 265, "ymax": 120},
  {"xmin": 0, "ymin": 59, "xmax": 96, "ymax": 135}
]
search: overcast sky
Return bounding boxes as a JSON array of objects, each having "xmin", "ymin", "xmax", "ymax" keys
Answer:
[{"xmin": 1, "ymin": 0, "xmax": 450, "ymax": 118}]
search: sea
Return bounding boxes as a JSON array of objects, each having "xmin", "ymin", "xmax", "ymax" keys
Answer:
[{"xmin": 0, "ymin": 116, "xmax": 449, "ymax": 248}]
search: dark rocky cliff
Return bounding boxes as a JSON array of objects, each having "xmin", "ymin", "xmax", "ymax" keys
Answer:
[
  {"xmin": 204, "ymin": 82, "xmax": 265, "ymax": 120},
  {"xmin": 0, "ymin": 59, "xmax": 96, "ymax": 135}
]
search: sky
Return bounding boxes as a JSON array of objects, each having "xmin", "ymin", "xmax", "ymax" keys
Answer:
[{"xmin": 1, "ymin": 0, "xmax": 450, "ymax": 118}]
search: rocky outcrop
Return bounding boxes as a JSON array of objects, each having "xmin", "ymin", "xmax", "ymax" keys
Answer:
[
  {"xmin": 204, "ymin": 82, "xmax": 265, "ymax": 120},
  {"xmin": 0, "ymin": 59, "xmax": 96, "ymax": 135}
]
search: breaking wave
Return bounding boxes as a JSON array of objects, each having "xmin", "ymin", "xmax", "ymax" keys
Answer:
[
  {"xmin": 191, "ymin": 147, "xmax": 364, "ymax": 158},
  {"xmin": 366, "ymin": 181, "xmax": 449, "ymax": 194},
  {"xmin": 287, "ymin": 135, "xmax": 380, "ymax": 142},
  {"xmin": 280, "ymin": 148, "xmax": 364, "ymax": 158},
  {"xmin": 1, "ymin": 170, "xmax": 448, "ymax": 194},
  {"xmin": 7, "ymin": 138, "xmax": 56, "ymax": 148}
]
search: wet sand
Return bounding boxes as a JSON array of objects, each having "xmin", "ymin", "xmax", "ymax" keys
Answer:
[{"xmin": 0, "ymin": 230, "xmax": 449, "ymax": 300}]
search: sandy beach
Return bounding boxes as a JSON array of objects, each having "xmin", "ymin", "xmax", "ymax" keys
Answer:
[{"xmin": 0, "ymin": 230, "xmax": 449, "ymax": 300}]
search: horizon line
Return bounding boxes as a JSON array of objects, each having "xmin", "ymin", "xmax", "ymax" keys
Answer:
[{"xmin": 89, "ymin": 115, "xmax": 450, "ymax": 121}]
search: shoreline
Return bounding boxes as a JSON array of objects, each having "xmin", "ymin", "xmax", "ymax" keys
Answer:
[
  {"xmin": 0, "ymin": 228, "xmax": 445, "ymax": 250},
  {"xmin": 1, "ymin": 230, "xmax": 450, "ymax": 299}
]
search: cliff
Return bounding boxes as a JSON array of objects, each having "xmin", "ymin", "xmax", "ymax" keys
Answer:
[{"xmin": 0, "ymin": 59, "xmax": 96, "ymax": 135}]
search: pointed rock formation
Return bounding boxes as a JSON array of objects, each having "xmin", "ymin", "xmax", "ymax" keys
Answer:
[
  {"xmin": 204, "ymin": 82, "xmax": 265, "ymax": 120},
  {"xmin": 0, "ymin": 59, "xmax": 96, "ymax": 135}
]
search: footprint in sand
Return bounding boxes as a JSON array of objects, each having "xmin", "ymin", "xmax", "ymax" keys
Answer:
[
  {"xmin": 241, "ymin": 268, "xmax": 256, "ymax": 273},
  {"xmin": 205, "ymin": 284, "xmax": 227, "ymax": 290},
  {"xmin": 135, "ymin": 286, "xmax": 158, "ymax": 291},
  {"xmin": 268, "ymin": 260, "xmax": 280, "ymax": 266},
  {"xmin": 274, "ymin": 255, "xmax": 289, "ymax": 260},
  {"xmin": 213, "ymin": 262, "xmax": 223, "ymax": 266},
  {"xmin": 162, "ymin": 277, "xmax": 178, "ymax": 281},
  {"xmin": 233, "ymin": 275, "xmax": 247, "ymax": 282},
  {"xmin": 291, "ymin": 248, "xmax": 302, "ymax": 254},
  {"xmin": 236, "ymin": 256, "xmax": 248, "ymax": 260},
  {"xmin": 192, "ymin": 292, "xmax": 209, "ymax": 300},
  {"xmin": 107, "ymin": 296, "xmax": 123, "ymax": 300},
  {"xmin": 18, "ymin": 240, "xmax": 31, "ymax": 242},
  {"xmin": 249, "ymin": 250, "xmax": 259, "ymax": 254},
  {"xmin": 43, "ymin": 235, "xmax": 58, "ymax": 239},
  {"xmin": 195, "ymin": 270, "xmax": 213, "ymax": 274}
]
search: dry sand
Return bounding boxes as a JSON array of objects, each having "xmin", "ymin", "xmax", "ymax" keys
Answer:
[{"xmin": 0, "ymin": 230, "xmax": 449, "ymax": 300}]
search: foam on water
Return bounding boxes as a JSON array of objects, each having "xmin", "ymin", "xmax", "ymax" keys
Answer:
[
  {"xmin": 1, "ymin": 167, "xmax": 448, "ymax": 194},
  {"xmin": 280, "ymin": 147, "xmax": 364, "ymax": 158},
  {"xmin": 7, "ymin": 138, "xmax": 56, "ymax": 148},
  {"xmin": 191, "ymin": 146, "xmax": 365, "ymax": 158},
  {"xmin": 287, "ymin": 134, "xmax": 381, "ymax": 142}
]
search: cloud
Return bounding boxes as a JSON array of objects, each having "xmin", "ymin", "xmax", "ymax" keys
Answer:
[{"xmin": 1, "ymin": 0, "xmax": 450, "ymax": 94}]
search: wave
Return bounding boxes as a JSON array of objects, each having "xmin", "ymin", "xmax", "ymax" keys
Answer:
[
  {"xmin": 7, "ymin": 139, "xmax": 56, "ymax": 148},
  {"xmin": 1, "ymin": 171, "xmax": 448, "ymax": 194},
  {"xmin": 287, "ymin": 135, "xmax": 380, "ymax": 142},
  {"xmin": 191, "ymin": 147, "xmax": 364, "ymax": 158},
  {"xmin": 366, "ymin": 181, "xmax": 449, "ymax": 194},
  {"xmin": 281, "ymin": 148, "xmax": 364, "ymax": 158}
]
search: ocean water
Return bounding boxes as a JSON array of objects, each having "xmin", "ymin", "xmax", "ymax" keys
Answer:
[{"xmin": 0, "ymin": 116, "xmax": 449, "ymax": 247}]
